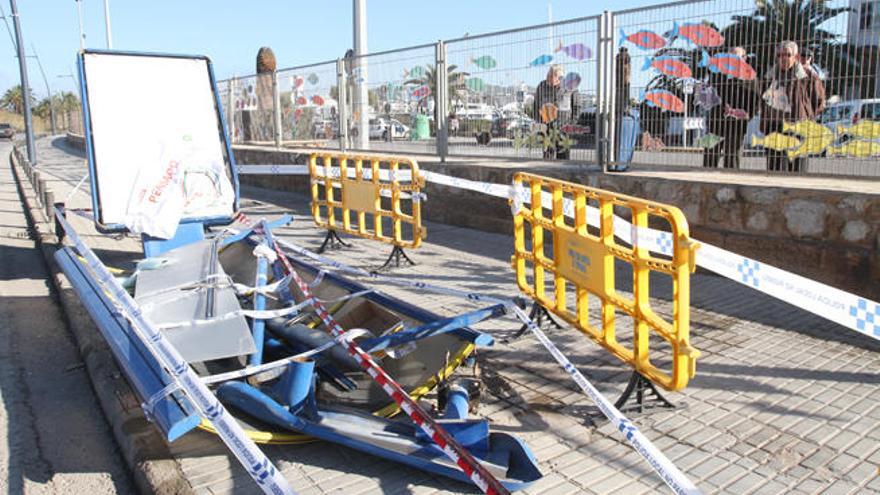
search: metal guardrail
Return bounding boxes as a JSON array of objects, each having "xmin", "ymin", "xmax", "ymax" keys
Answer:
[{"xmin": 219, "ymin": 0, "xmax": 879, "ymax": 177}]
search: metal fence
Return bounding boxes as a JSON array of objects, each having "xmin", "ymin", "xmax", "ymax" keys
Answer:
[{"xmin": 218, "ymin": 0, "xmax": 880, "ymax": 177}]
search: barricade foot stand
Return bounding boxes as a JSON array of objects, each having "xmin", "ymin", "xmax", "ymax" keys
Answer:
[
  {"xmin": 316, "ymin": 229, "xmax": 350, "ymax": 254},
  {"xmin": 612, "ymin": 371, "xmax": 677, "ymax": 415},
  {"xmin": 53, "ymin": 202, "xmax": 66, "ymax": 242},
  {"xmin": 374, "ymin": 245, "xmax": 415, "ymax": 271},
  {"xmin": 508, "ymin": 301, "xmax": 564, "ymax": 341}
]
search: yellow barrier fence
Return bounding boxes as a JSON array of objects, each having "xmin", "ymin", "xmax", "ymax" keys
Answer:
[
  {"xmin": 511, "ymin": 172, "xmax": 700, "ymax": 391},
  {"xmin": 309, "ymin": 152, "xmax": 426, "ymax": 249}
]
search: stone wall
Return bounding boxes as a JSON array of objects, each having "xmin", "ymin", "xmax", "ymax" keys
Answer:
[{"xmin": 239, "ymin": 146, "xmax": 880, "ymax": 301}]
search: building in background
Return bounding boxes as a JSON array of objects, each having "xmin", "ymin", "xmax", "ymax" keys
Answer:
[{"xmin": 848, "ymin": 0, "xmax": 880, "ymax": 97}]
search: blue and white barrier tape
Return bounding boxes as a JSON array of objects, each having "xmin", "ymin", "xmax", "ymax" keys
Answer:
[
  {"xmin": 237, "ymin": 164, "xmax": 880, "ymax": 342},
  {"xmin": 273, "ymin": 237, "xmax": 701, "ymax": 494},
  {"xmin": 54, "ymin": 208, "xmax": 297, "ymax": 495}
]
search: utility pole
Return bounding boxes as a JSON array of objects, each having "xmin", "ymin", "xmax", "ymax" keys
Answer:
[
  {"xmin": 353, "ymin": 0, "xmax": 368, "ymax": 149},
  {"xmin": 103, "ymin": 0, "xmax": 112, "ymax": 48},
  {"xmin": 75, "ymin": 0, "xmax": 85, "ymax": 50},
  {"xmin": 30, "ymin": 44, "xmax": 56, "ymax": 135},
  {"xmin": 10, "ymin": 0, "xmax": 35, "ymax": 164}
]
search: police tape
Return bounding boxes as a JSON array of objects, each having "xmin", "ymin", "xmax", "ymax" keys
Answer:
[
  {"xmin": 53, "ymin": 208, "xmax": 297, "ymax": 495},
  {"xmin": 236, "ymin": 164, "xmax": 879, "ymax": 342},
  {"xmin": 272, "ymin": 237, "xmax": 701, "ymax": 494}
]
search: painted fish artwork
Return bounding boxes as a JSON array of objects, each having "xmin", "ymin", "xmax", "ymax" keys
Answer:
[
  {"xmin": 620, "ymin": 28, "xmax": 667, "ymax": 50},
  {"xmin": 750, "ymin": 133, "xmax": 801, "ymax": 151},
  {"xmin": 825, "ymin": 140, "xmax": 880, "ymax": 157},
  {"xmin": 307, "ymin": 73, "xmax": 319, "ymax": 85},
  {"xmin": 671, "ymin": 22, "xmax": 724, "ymax": 47},
  {"xmin": 311, "ymin": 95, "xmax": 325, "ymax": 106},
  {"xmin": 465, "ymin": 77, "xmax": 486, "ymax": 92},
  {"xmin": 642, "ymin": 55, "xmax": 692, "ymax": 79},
  {"xmin": 563, "ymin": 72, "xmax": 582, "ymax": 91},
  {"xmin": 292, "ymin": 75, "xmax": 304, "ymax": 89},
  {"xmin": 642, "ymin": 89, "xmax": 685, "ymax": 113},
  {"xmin": 411, "ymin": 85, "xmax": 431, "ymax": 99},
  {"xmin": 539, "ymin": 103, "xmax": 558, "ymax": 123},
  {"xmin": 836, "ymin": 120, "xmax": 880, "ymax": 140},
  {"xmin": 295, "ymin": 95, "xmax": 308, "ymax": 106},
  {"xmin": 555, "ymin": 41, "xmax": 592, "ymax": 61},
  {"xmin": 724, "ymin": 105, "xmax": 749, "ymax": 120},
  {"xmin": 699, "ymin": 52, "xmax": 757, "ymax": 80},
  {"xmin": 471, "ymin": 55, "xmax": 497, "ymax": 70},
  {"xmin": 783, "ymin": 120, "xmax": 834, "ymax": 158},
  {"xmin": 695, "ymin": 133, "xmax": 723, "ymax": 148},
  {"xmin": 530, "ymin": 54, "xmax": 554, "ymax": 67}
]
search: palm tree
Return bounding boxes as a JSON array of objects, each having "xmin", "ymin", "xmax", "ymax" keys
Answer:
[
  {"xmin": 404, "ymin": 64, "xmax": 468, "ymax": 123},
  {"xmin": 0, "ymin": 85, "xmax": 35, "ymax": 114}
]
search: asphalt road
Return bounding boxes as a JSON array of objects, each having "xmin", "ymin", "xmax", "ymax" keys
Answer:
[{"xmin": 0, "ymin": 141, "xmax": 133, "ymax": 495}]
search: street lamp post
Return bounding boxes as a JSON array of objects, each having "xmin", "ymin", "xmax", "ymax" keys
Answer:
[
  {"xmin": 30, "ymin": 44, "xmax": 56, "ymax": 135},
  {"xmin": 75, "ymin": 0, "xmax": 85, "ymax": 50},
  {"xmin": 9, "ymin": 0, "xmax": 35, "ymax": 164},
  {"xmin": 103, "ymin": 0, "xmax": 112, "ymax": 49}
]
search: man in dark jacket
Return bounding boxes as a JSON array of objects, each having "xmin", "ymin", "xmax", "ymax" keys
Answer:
[
  {"xmin": 533, "ymin": 65, "xmax": 577, "ymax": 159},
  {"xmin": 760, "ymin": 41, "xmax": 814, "ymax": 172},
  {"xmin": 703, "ymin": 47, "xmax": 758, "ymax": 169}
]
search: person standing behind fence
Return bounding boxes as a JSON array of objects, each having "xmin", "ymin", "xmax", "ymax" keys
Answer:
[
  {"xmin": 702, "ymin": 47, "xmax": 758, "ymax": 169},
  {"xmin": 533, "ymin": 64, "xmax": 576, "ymax": 159},
  {"xmin": 760, "ymin": 41, "xmax": 814, "ymax": 172}
]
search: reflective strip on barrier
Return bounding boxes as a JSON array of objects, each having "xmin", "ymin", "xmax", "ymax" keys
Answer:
[
  {"xmin": 512, "ymin": 172, "xmax": 700, "ymax": 391},
  {"xmin": 273, "ymin": 237, "xmax": 700, "ymax": 494},
  {"xmin": 53, "ymin": 209, "xmax": 296, "ymax": 495},
  {"xmin": 261, "ymin": 226, "xmax": 510, "ymax": 495},
  {"xmin": 309, "ymin": 152, "xmax": 426, "ymax": 249}
]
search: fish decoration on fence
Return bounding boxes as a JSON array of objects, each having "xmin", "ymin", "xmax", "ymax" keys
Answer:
[
  {"xmin": 403, "ymin": 66, "xmax": 425, "ymax": 79},
  {"xmin": 295, "ymin": 95, "xmax": 307, "ymax": 106},
  {"xmin": 620, "ymin": 29, "xmax": 667, "ymax": 50},
  {"xmin": 750, "ymin": 133, "xmax": 801, "ymax": 151},
  {"xmin": 555, "ymin": 41, "xmax": 592, "ymax": 60},
  {"xmin": 825, "ymin": 140, "xmax": 880, "ymax": 157},
  {"xmin": 563, "ymin": 72, "xmax": 582, "ymax": 91},
  {"xmin": 411, "ymin": 85, "xmax": 431, "ymax": 99},
  {"xmin": 292, "ymin": 75, "xmax": 304, "ymax": 89},
  {"xmin": 530, "ymin": 54, "xmax": 554, "ymax": 67},
  {"xmin": 465, "ymin": 77, "xmax": 486, "ymax": 92},
  {"xmin": 642, "ymin": 55, "xmax": 692, "ymax": 79},
  {"xmin": 539, "ymin": 103, "xmax": 558, "ymax": 123},
  {"xmin": 311, "ymin": 95, "xmax": 325, "ymax": 106},
  {"xmin": 471, "ymin": 55, "xmax": 497, "ymax": 70},
  {"xmin": 307, "ymin": 73, "xmax": 319, "ymax": 85},
  {"xmin": 699, "ymin": 52, "xmax": 757, "ymax": 80},
  {"xmin": 671, "ymin": 21, "xmax": 724, "ymax": 47},
  {"xmin": 724, "ymin": 105, "xmax": 749, "ymax": 120},
  {"xmin": 695, "ymin": 133, "xmax": 723, "ymax": 148},
  {"xmin": 783, "ymin": 120, "xmax": 834, "ymax": 158},
  {"xmin": 694, "ymin": 83, "xmax": 721, "ymax": 111},
  {"xmin": 642, "ymin": 89, "xmax": 685, "ymax": 113},
  {"xmin": 836, "ymin": 120, "xmax": 880, "ymax": 140}
]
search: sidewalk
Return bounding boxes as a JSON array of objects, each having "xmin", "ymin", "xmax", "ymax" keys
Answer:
[{"xmin": 23, "ymin": 136, "xmax": 880, "ymax": 494}]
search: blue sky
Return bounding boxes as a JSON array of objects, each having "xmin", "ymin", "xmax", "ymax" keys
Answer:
[{"xmin": 0, "ymin": 0, "xmax": 667, "ymax": 99}]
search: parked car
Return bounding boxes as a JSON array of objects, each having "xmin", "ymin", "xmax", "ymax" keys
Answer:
[
  {"xmin": 368, "ymin": 118, "xmax": 409, "ymax": 140},
  {"xmin": 820, "ymin": 99, "xmax": 880, "ymax": 140},
  {"xmin": 0, "ymin": 123, "xmax": 13, "ymax": 139},
  {"xmin": 491, "ymin": 116, "xmax": 534, "ymax": 138}
]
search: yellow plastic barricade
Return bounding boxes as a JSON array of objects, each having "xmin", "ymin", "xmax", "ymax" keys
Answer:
[
  {"xmin": 511, "ymin": 172, "xmax": 700, "ymax": 391},
  {"xmin": 309, "ymin": 152, "xmax": 426, "ymax": 249}
]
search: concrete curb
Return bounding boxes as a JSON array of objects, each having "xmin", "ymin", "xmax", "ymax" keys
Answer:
[{"xmin": 8, "ymin": 147, "xmax": 194, "ymax": 495}]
